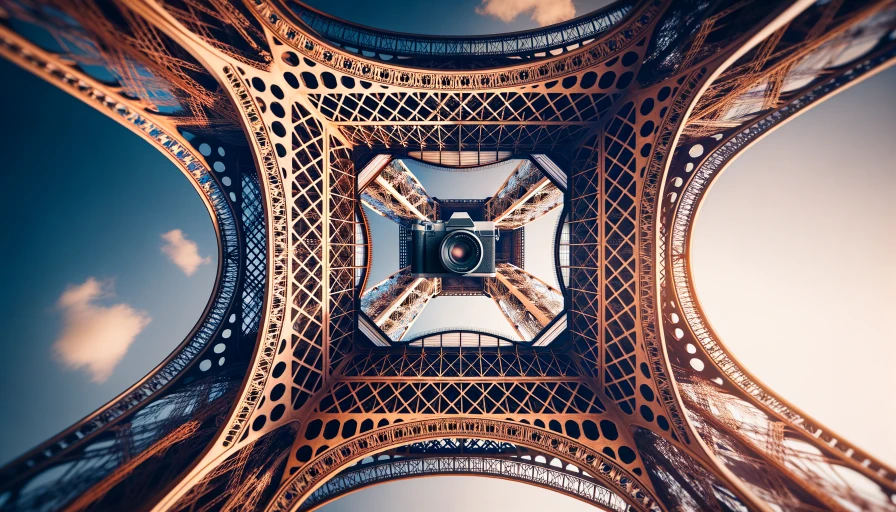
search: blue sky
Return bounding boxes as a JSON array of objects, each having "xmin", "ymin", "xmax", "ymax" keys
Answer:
[
  {"xmin": 0, "ymin": 57, "xmax": 216, "ymax": 465},
  {"xmin": 0, "ymin": 0, "xmax": 893, "ymax": 509},
  {"xmin": 0, "ymin": 0, "xmax": 616, "ymax": 471}
]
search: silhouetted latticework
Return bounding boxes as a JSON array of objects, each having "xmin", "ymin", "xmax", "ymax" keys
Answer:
[{"xmin": 0, "ymin": 0, "xmax": 894, "ymax": 511}]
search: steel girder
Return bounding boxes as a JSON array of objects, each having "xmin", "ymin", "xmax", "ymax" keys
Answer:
[
  {"xmin": 484, "ymin": 159, "xmax": 565, "ymax": 229},
  {"xmin": 359, "ymin": 159, "xmax": 438, "ymax": 225}
]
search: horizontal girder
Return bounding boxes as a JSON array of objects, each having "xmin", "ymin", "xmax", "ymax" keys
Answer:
[
  {"xmin": 302, "ymin": 445, "xmax": 632, "ymax": 512},
  {"xmin": 289, "ymin": 0, "xmax": 634, "ymax": 61},
  {"xmin": 340, "ymin": 345, "xmax": 581, "ymax": 379}
]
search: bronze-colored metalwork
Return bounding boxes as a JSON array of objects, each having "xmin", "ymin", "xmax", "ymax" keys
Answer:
[
  {"xmin": 484, "ymin": 263, "xmax": 564, "ymax": 341},
  {"xmin": 484, "ymin": 160, "xmax": 564, "ymax": 229},
  {"xmin": 301, "ymin": 438, "xmax": 633, "ymax": 512},
  {"xmin": 1, "ymin": 0, "xmax": 894, "ymax": 511},
  {"xmin": 361, "ymin": 267, "xmax": 441, "ymax": 341},
  {"xmin": 360, "ymin": 159, "xmax": 438, "ymax": 224}
]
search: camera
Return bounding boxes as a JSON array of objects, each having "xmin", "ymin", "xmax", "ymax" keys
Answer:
[{"xmin": 410, "ymin": 212, "xmax": 497, "ymax": 277}]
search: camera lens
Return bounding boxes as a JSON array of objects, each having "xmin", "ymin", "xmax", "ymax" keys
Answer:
[
  {"xmin": 439, "ymin": 230, "xmax": 483, "ymax": 274},
  {"xmin": 451, "ymin": 245, "xmax": 468, "ymax": 260}
]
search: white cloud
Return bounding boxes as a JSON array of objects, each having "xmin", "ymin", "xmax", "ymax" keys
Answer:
[
  {"xmin": 476, "ymin": 0, "xmax": 575, "ymax": 26},
  {"xmin": 161, "ymin": 229, "xmax": 211, "ymax": 276},
  {"xmin": 53, "ymin": 278, "xmax": 151, "ymax": 383}
]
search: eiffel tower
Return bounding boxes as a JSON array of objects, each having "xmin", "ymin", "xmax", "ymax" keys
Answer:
[{"xmin": 1, "ymin": 0, "xmax": 894, "ymax": 510}]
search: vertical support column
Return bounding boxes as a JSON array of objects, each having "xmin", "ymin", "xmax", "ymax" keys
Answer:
[
  {"xmin": 321, "ymin": 128, "xmax": 331, "ymax": 380},
  {"xmin": 326, "ymin": 131, "xmax": 362, "ymax": 373}
]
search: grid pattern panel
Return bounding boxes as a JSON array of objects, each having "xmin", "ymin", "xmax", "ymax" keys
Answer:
[
  {"xmin": 601, "ymin": 102, "xmax": 639, "ymax": 414},
  {"xmin": 6, "ymin": 2, "xmax": 896, "ymax": 512},
  {"xmin": 241, "ymin": 171, "xmax": 266, "ymax": 334},
  {"xmin": 342, "ymin": 123, "xmax": 590, "ymax": 154},
  {"xmin": 309, "ymin": 91, "xmax": 616, "ymax": 124},
  {"xmin": 275, "ymin": 418, "xmax": 658, "ymax": 512},
  {"xmin": 303, "ymin": 454, "xmax": 630, "ymax": 512},
  {"xmin": 291, "ymin": 1, "xmax": 633, "ymax": 60},
  {"xmin": 287, "ymin": 103, "xmax": 327, "ymax": 410},
  {"xmin": 568, "ymin": 134, "xmax": 602, "ymax": 376},
  {"xmin": 341, "ymin": 347, "xmax": 579, "ymax": 378},
  {"xmin": 315, "ymin": 381, "xmax": 606, "ymax": 416},
  {"xmin": 327, "ymin": 135, "xmax": 361, "ymax": 373}
]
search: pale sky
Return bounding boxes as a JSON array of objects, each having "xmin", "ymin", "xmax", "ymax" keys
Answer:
[
  {"xmin": 321, "ymin": 476, "xmax": 598, "ymax": 512},
  {"xmin": 691, "ymin": 66, "xmax": 896, "ymax": 467}
]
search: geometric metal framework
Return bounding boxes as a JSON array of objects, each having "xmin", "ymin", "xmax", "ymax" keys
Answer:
[
  {"xmin": 360, "ymin": 159, "xmax": 437, "ymax": 224},
  {"xmin": 358, "ymin": 155, "xmax": 567, "ymax": 344},
  {"xmin": 484, "ymin": 159, "xmax": 564, "ymax": 230},
  {"xmin": 485, "ymin": 263, "xmax": 565, "ymax": 341},
  {"xmin": 299, "ymin": 438, "xmax": 634, "ymax": 511},
  {"xmin": 360, "ymin": 266, "xmax": 440, "ymax": 341},
  {"xmin": 0, "ymin": 1, "xmax": 894, "ymax": 512}
]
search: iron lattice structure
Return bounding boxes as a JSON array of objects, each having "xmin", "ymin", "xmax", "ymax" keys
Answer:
[
  {"xmin": 0, "ymin": 0, "xmax": 894, "ymax": 511},
  {"xmin": 357, "ymin": 152, "xmax": 567, "ymax": 345}
]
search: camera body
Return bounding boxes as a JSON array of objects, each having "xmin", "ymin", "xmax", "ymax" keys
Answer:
[{"xmin": 410, "ymin": 212, "xmax": 496, "ymax": 278}]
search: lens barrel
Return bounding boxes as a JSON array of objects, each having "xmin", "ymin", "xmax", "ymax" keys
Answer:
[{"xmin": 439, "ymin": 230, "xmax": 483, "ymax": 274}]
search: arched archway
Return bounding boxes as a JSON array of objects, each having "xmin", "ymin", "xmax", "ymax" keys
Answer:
[
  {"xmin": 272, "ymin": 418, "xmax": 659, "ymax": 512},
  {"xmin": 302, "ymin": 437, "xmax": 630, "ymax": 511}
]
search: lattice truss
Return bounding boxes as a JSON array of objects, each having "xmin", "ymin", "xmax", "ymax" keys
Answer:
[
  {"xmin": 359, "ymin": 159, "xmax": 437, "ymax": 224},
  {"xmin": 0, "ymin": 0, "xmax": 274, "ymax": 508},
  {"xmin": 0, "ymin": 1, "xmax": 895, "ymax": 512},
  {"xmin": 483, "ymin": 263, "xmax": 565, "ymax": 341},
  {"xmin": 484, "ymin": 159, "xmax": 564, "ymax": 229},
  {"xmin": 360, "ymin": 267, "xmax": 441, "ymax": 341},
  {"xmin": 648, "ymin": 1, "xmax": 896, "ymax": 510},
  {"xmin": 301, "ymin": 437, "xmax": 633, "ymax": 512},
  {"xmin": 357, "ymin": 155, "xmax": 567, "ymax": 344},
  {"xmin": 0, "ymin": 0, "xmax": 252, "ymax": 131},
  {"xmin": 683, "ymin": 0, "xmax": 896, "ymax": 137},
  {"xmin": 679, "ymin": 374, "xmax": 896, "ymax": 511},
  {"xmin": 289, "ymin": 0, "xmax": 634, "ymax": 65}
]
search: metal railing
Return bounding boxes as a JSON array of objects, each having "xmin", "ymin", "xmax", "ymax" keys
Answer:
[
  {"xmin": 403, "ymin": 326, "xmax": 520, "ymax": 344},
  {"xmin": 288, "ymin": 0, "xmax": 633, "ymax": 59}
]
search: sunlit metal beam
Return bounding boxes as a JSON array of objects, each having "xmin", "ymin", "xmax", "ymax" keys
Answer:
[
  {"xmin": 485, "ymin": 263, "xmax": 563, "ymax": 341},
  {"xmin": 360, "ymin": 159, "xmax": 438, "ymax": 224},
  {"xmin": 360, "ymin": 267, "xmax": 440, "ymax": 341},
  {"xmin": 484, "ymin": 159, "xmax": 563, "ymax": 229}
]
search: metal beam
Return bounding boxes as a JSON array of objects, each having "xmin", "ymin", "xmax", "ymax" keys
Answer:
[
  {"xmin": 360, "ymin": 267, "xmax": 441, "ymax": 341},
  {"xmin": 4, "ymin": 1, "xmax": 896, "ymax": 511},
  {"xmin": 301, "ymin": 443, "xmax": 631, "ymax": 512},
  {"xmin": 486, "ymin": 263, "xmax": 564, "ymax": 341},
  {"xmin": 360, "ymin": 159, "xmax": 437, "ymax": 224},
  {"xmin": 485, "ymin": 160, "xmax": 563, "ymax": 229},
  {"xmin": 356, "ymin": 154, "xmax": 392, "ymax": 191}
]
